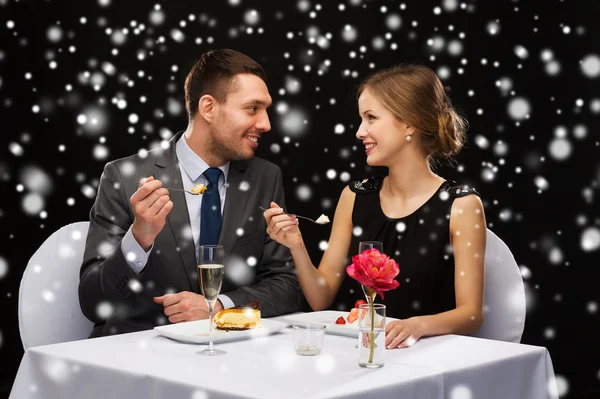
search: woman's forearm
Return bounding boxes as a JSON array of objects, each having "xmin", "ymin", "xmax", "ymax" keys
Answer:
[
  {"xmin": 289, "ymin": 245, "xmax": 335, "ymax": 311},
  {"xmin": 416, "ymin": 306, "xmax": 483, "ymax": 338}
]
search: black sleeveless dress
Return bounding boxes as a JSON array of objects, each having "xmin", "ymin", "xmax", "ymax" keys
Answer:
[{"xmin": 330, "ymin": 177, "xmax": 480, "ymax": 319}]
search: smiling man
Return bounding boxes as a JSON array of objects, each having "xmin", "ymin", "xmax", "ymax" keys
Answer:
[{"xmin": 79, "ymin": 49, "xmax": 303, "ymax": 337}]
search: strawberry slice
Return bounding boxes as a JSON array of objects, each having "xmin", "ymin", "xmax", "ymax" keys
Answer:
[
  {"xmin": 347, "ymin": 308, "xmax": 359, "ymax": 323},
  {"xmin": 354, "ymin": 299, "xmax": 367, "ymax": 308},
  {"xmin": 335, "ymin": 316, "xmax": 346, "ymax": 325}
]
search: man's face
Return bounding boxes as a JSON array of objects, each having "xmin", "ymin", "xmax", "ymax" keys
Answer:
[{"xmin": 207, "ymin": 74, "xmax": 272, "ymax": 162}]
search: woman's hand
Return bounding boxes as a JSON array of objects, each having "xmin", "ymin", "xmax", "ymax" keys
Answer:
[
  {"xmin": 385, "ymin": 318, "xmax": 424, "ymax": 349},
  {"xmin": 263, "ymin": 201, "xmax": 305, "ymax": 250}
]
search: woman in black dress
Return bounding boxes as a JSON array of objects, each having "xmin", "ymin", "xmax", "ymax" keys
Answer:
[{"xmin": 264, "ymin": 64, "xmax": 486, "ymax": 349}]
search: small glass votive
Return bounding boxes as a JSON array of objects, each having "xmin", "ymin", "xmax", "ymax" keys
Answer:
[{"xmin": 291, "ymin": 324, "xmax": 326, "ymax": 356}]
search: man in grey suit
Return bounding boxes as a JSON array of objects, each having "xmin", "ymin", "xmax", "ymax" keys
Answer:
[{"xmin": 79, "ymin": 49, "xmax": 304, "ymax": 337}]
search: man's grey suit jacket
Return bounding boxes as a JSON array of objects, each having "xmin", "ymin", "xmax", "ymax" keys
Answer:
[{"xmin": 79, "ymin": 132, "xmax": 303, "ymax": 337}]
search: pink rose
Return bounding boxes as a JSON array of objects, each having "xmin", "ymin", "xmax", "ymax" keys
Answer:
[{"xmin": 346, "ymin": 249, "xmax": 400, "ymax": 299}]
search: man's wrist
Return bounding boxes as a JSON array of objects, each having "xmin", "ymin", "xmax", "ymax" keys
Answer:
[{"xmin": 131, "ymin": 226, "xmax": 153, "ymax": 251}]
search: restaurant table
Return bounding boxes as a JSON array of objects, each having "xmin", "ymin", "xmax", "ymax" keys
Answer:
[{"xmin": 10, "ymin": 319, "xmax": 558, "ymax": 399}]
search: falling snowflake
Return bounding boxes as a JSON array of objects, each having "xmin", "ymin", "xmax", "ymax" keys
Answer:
[
  {"xmin": 548, "ymin": 138, "xmax": 572, "ymax": 161},
  {"xmin": 520, "ymin": 265, "xmax": 532, "ymax": 279},
  {"xmin": 41, "ymin": 358, "xmax": 72, "ymax": 383},
  {"xmin": 580, "ymin": 54, "xmax": 600, "ymax": 78},
  {"xmin": 507, "ymin": 97, "xmax": 531, "ymax": 120},
  {"xmin": 42, "ymin": 289, "xmax": 56, "ymax": 303},
  {"xmin": 581, "ymin": 227, "xmax": 600, "ymax": 252},
  {"xmin": 341, "ymin": 25, "xmax": 358, "ymax": 42},
  {"xmin": 96, "ymin": 301, "xmax": 114, "ymax": 319},
  {"xmin": 22, "ymin": 193, "xmax": 45, "ymax": 216},
  {"xmin": 449, "ymin": 384, "xmax": 473, "ymax": 399},
  {"xmin": 486, "ymin": 21, "xmax": 501, "ymax": 36},
  {"xmin": 128, "ymin": 279, "xmax": 143, "ymax": 293},
  {"xmin": 315, "ymin": 354, "xmax": 335, "ymax": 374},
  {"xmin": 21, "ymin": 165, "xmax": 53, "ymax": 195},
  {"xmin": 514, "ymin": 45, "xmax": 529, "ymax": 59},
  {"xmin": 46, "ymin": 26, "xmax": 63, "ymax": 43},
  {"xmin": 548, "ymin": 375, "xmax": 569, "ymax": 397},
  {"xmin": 191, "ymin": 391, "xmax": 209, "ymax": 399},
  {"xmin": 334, "ymin": 124, "xmax": 345, "ymax": 134},
  {"xmin": 239, "ymin": 181, "xmax": 250, "ymax": 191},
  {"xmin": 278, "ymin": 107, "xmax": 308, "ymax": 137},
  {"xmin": 226, "ymin": 256, "xmax": 254, "ymax": 285},
  {"xmin": 295, "ymin": 184, "xmax": 312, "ymax": 201}
]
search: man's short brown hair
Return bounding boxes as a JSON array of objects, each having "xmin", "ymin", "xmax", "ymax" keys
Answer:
[{"xmin": 184, "ymin": 49, "xmax": 267, "ymax": 119}]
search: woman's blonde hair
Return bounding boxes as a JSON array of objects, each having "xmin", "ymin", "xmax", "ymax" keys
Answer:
[{"xmin": 358, "ymin": 64, "xmax": 467, "ymax": 160}]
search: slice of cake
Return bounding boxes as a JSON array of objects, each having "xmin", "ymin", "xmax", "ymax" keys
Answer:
[{"xmin": 213, "ymin": 301, "xmax": 261, "ymax": 330}]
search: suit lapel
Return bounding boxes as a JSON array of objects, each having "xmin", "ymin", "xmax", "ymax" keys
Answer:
[
  {"xmin": 155, "ymin": 133, "xmax": 198, "ymax": 292},
  {"xmin": 220, "ymin": 160, "xmax": 249, "ymax": 264}
]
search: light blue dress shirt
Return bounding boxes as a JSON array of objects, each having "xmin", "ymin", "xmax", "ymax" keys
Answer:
[{"xmin": 120, "ymin": 134, "xmax": 234, "ymax": 309}]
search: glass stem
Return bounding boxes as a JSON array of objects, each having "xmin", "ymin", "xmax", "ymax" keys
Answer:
[{"xmin": 208, "ymin": 303, "xmax": 214, "ymax": 352}]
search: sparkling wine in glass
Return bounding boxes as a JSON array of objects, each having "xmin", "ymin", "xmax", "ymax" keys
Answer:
[{"xmin": 198, "ymin": 245, "xmax": 225, "ymax": 356}]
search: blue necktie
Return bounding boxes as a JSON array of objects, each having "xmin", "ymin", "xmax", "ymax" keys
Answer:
[{"xmin": 199, "ymin": 167, "xmax": 223, "ymax": 246}]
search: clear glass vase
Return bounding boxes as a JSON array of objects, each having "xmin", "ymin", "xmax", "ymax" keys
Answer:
[{"xmin": 358, "ymin": 302, "xmax": 386, "ymax": 368}]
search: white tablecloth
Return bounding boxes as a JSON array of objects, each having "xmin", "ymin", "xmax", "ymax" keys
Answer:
[{"xmin": 10, "ymin": 322, "xmax": 558, "ymax": 399}]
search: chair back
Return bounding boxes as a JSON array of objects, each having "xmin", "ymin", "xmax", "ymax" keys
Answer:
[
  {"xmin": 474, "ymin": 229, "xmax": 526, "ymax": 343},
  {"xmin": 19, "ymin": 222, "xmax": 94, "ymax": 349}
]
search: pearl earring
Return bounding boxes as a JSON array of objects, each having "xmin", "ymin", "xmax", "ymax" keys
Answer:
[{"xmin": 405, "ymin": 135, "xmax": 412, "ymax": 142}]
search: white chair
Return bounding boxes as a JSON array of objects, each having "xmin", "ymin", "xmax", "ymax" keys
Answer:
[
  {"xmin": 474, "ymin": 228, "xmax": 526, "ymax": 343},
  {"xmin": 18, "ymin": 221, "xmax": 94, "ymax": 349}
]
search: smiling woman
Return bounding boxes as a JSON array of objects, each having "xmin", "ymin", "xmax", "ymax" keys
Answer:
[{"xmin": 263, "ymin": 63, "xmax": 486, "ymax": 351}]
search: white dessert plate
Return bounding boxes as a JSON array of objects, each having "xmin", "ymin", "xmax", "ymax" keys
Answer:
[
  {"xmin": 154, "ymin": 318, "xmax": 288, "ymax": 345},
  {"xmin": 282, "ymin": 310, "xmax": 398, "ymax": 338}
]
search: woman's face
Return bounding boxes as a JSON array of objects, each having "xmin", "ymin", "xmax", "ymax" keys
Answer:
[{"xmin": 356, "ymin": 88, "xmax": 413, "ymax": 166}]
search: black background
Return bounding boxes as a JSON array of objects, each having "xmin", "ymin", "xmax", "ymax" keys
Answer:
[{"xmin": 1, "ymin": 0, "xmax": 599, "ymax": 397}]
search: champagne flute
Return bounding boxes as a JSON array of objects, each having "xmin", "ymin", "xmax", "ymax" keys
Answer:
[
  {"xmin": 197, "ymin": 245, "xmax": 226, "ymax": 356},
  {"xmin": 358, "ymin": 241, "xmax": 383, "ymax": 302},
  {"xmin": 358, "ymin": 241, "xmax": 383, "ymax": 254}
]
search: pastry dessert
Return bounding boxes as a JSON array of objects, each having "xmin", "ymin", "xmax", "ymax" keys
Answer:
[
  {"xmin": 315, "ymin": 214, "xmax": 330, "ymax": 224},
  {"xmin": 191, "ymin": 184, "xmax": 207, "ymax": 194},
  {"xmin": 213, "ymin": 301, "xmax": 261, "ymax": 330}
]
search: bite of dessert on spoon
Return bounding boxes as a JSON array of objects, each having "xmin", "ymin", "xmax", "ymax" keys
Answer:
[
  {"xmin": 259, "ymin": 206, "xmax": 330, "ymax": 225},
  {"xmin": 164, "ymin": 184, "xmax": 207, "ymax": 195}
]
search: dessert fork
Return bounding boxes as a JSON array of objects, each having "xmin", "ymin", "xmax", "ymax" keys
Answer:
[
  {"xmin": 258, "ymin": 206, "xmax": 329, "ymax": 225},
  {"xmin": 164, "ymin": 187, "xmax": 198, "ymax": 195}
]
